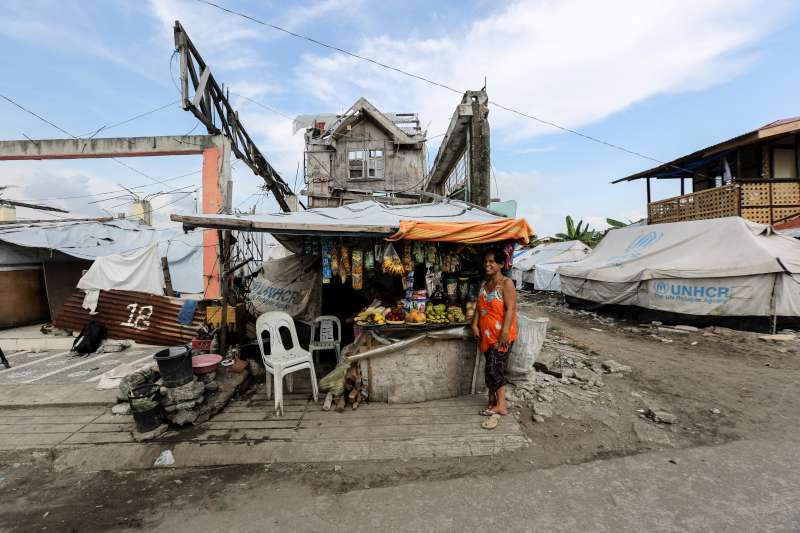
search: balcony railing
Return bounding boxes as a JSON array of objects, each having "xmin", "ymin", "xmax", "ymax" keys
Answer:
[
  {"xmin": 648, "ymin": 184, "xmax": 739, "ymax": 224},
  {"xmin": 648, "ymin": 179, "xmax": 800, "ymax": 225}
]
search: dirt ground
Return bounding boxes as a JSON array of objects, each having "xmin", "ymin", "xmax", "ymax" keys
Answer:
[{"xmin": 3, "ymin": 293, "xmax": 800, "ymax": 532}]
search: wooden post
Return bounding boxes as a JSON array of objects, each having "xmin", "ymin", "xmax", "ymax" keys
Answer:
[
  {"xmin": 680, "ymin": 177, "xmax": 685, "ymax": 196},
  {"xmin": 218, "ymin": 230, "xmax": 231, "ymax": 357},
  {"xmin": 161, "ymin": 257, "xmax": 175, "ymax": 297},
  {"xmin": 646, "ymin": 177, "xmax": 652, "ymax": 204}
]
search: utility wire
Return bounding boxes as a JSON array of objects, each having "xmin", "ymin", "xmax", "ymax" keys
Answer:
[
  {"xmin": 77, "ymin": 99, "xmax": 180, "ymax": 138},
  {"xmin": 196, "ymin": 0, "xmax": 705, "ymax": 176},
  {"xmin": 231, "ymin": 92, "xmax": 294, "ymax": 120}
]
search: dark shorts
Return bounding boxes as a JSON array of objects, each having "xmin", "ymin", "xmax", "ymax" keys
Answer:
[{"xmin": 484, "ymin": 341, "xmax": 514, "ymax": 392}]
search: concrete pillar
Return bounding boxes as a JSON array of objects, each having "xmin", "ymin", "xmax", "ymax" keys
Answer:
[
  {"xmin": 201, "ymin": 138, "xmax": 231, "ymax": 299},
  {"xmin": 469, "ymin": 98, "xmax": 491, "ymax": 207}
]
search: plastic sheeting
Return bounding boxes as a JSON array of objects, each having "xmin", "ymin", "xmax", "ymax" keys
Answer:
[
  {"xmin": 174, "ymin": 200, "xmax": 508, "ymax": 237},
  {"xmin": 77, "ymin": 243, "xmax": 163, "ymax": 295},
  {"xmin": 387, "ymin": 218, "xmax": 534, "ymax": 244},
  {"xmin": 510, "ymin": 241, "xmax": 591, "ymax": 290},
  {"xmin": 559, "ymin": 217, "xmax": 800, "ymax": 317},
  {"xmin": 0, "ymin": 219, "xmax": 203, "ymax": 293}
]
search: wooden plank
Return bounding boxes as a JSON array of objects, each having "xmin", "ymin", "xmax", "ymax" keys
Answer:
[
  {"xmin": 203, "ymin": 420, "xmax": 300, "ymax": 431},
  {"xmin": 191, "ymin": 67, "xmax": 211, "ymax": 108},
  {"xmin": 291, "ymin": 423, "xmax": 522, "ymax": 441},
  {"xmin": 0, "ymin": 415, "xmax": 98, "ymax": 425},
  {"xmin": 301, "ymin": 405, "xmax": 490, "ymax": 420},
  {"xmin": 0, "ymin": 423, "xmax": 86, "ymax": 434},
  {"xmin": 61, "ymin": 432, "xmax": 134, "ymax": 445},
  {"xmin": 0, "ymin": 433, "xmax": 67, "ymax": 447},
  {"xmin": 298, "ymin": 414, "xmax": 492, "ymax": 428},
  {"xmin": 0, "ymin": 406, "xmax": 105, "ymax": 417},
  {"xmin": 210, "ymin": 411, "xmax": 303, "ymax": 422},
  {"xmin": 170, "ymin": 213, "xmax": 395, "ymax": 236}
]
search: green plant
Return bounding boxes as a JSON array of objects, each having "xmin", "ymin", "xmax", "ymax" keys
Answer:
[{"xmin": 554, "ymin": 215, "xmax": 601, "ymax": 246}]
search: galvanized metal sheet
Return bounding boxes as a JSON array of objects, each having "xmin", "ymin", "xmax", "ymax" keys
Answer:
[{"xmin": 54, "ymin": 290, "xmax": 206, "ymax": 346}]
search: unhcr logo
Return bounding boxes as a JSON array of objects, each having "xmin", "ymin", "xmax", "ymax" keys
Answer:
[
  {"xmin": 626, "ymin": 231, "xmax": 662, "ymax": 253},
  {"xmin": 652, "ymin": 281, "xmax": 731, "ymax": 304}
]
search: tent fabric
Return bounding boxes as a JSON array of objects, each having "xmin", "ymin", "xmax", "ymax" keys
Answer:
[
  {"xmin": 559, "ymin": 217, "xmax": 800, "ymax": 317},
  {"xmin": 510, "ymin": 241, "xmax": 591, "ymax": 290},
  {"xmin": 386, "ymin": 218, "xmax": 534, "ymax": 244},
  {"xmin": 173, "ymin": 200, "xmax": 509, "ymax": 237},
  {"xmin": 77, "ymin": 244, "xmax": 164, "ymax": 295},
  {"xmin": 558, "ymin": 217, "xmax": 800, "ymax": 282},
  {"xmin": 0, "ymin": 219, "xmax": 203, "ymax": 293}
]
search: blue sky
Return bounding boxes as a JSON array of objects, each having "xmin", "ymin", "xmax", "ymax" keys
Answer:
[{"xmin": 1, "ymin": 0, "xmax": 799, "ymax": 236}]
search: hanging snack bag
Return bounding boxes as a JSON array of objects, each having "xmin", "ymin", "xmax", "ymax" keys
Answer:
[
  {"xmin": 340, "ymin": 244, "xmax": 351, "ymax": 283},
  {"xmin": 364, "ymin": 249, "xmax": 374, "ymax": 271},
  {"xmin": 382, "ymin": 243, "xmax": 405, "ymax": 276},
  {"xmin": 351, "ymin": 249, "xmax": 364, "ymax": 289},
  {"xmin": 374, "ymin": 242, "xmax": 384, "ymax": 264},
  {"xmin": 330, "ymin": 245, "xmax": 339, "ymax": 276},
  {"xmin": 303, "ymin": 236, "xmax": 312, "ymax": 255},
  {"xmin": 426, "ymin": 243, "xmax": 438, "ymax": 266},
  {"xmin": 402, "ymin": 241, "xmax": 413, "ymax": 273},
  {"xmin": 321, "ymin": 238, "xmax": 333, "ymax": 283},
  {"xmin": 413, "ymin": 241, "xmax": 425, "ymax": 265}
]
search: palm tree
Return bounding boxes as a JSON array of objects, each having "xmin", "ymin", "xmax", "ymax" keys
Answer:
[{"xmin": 554, "ymin": 215, "xmax": 601, "ymax": 246}]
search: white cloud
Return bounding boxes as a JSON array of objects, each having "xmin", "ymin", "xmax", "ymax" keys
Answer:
[{"xmin": 295, "ymin": 0, "xmax": 788, "ymax": 142}]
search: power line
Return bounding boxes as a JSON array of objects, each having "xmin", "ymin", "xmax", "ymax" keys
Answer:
[
  {"xmin": 231, "ymin": 92, "xmax": 294, "ymax": 120},
  {"xmin": 1, "ymin": 93, "xmax": 77, "ymax": 138},
  {"xmin": 77, "ymin": 100, "xmax": 180, "ymax": 137},
  {"xmin": 195, "ymin": 0, "xmax": 704, "ymax": 176}
]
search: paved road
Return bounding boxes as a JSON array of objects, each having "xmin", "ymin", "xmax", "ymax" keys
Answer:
[
  {"xmin": 147, "ymin": 437, "xmax": 800, "ymax": 533},
  {"xmin": 0, "ymin": 346, "xmax": 160, "ymax": 385}
]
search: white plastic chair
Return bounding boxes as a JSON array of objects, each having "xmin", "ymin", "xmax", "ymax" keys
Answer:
[
  {"xmin": 255, "ymin": 311, "xmax": 319, "ymax": 416},
  {"xmin": 309, "ymin": 315, "xmax": 342, "ymax": 365}
]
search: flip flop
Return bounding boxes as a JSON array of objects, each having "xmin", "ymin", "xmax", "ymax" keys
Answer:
[
  {"xmin": 481, "ymin": 414, "xmax": 500, "ymax": 430},
  {"xmin": 480, "ymin": 409, "xmax": 497, "ymax": 416}
]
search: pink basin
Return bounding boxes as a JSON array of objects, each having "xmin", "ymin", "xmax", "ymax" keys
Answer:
[{"xmin": 191, "ymin": 354, "xmax": 223, "ymax": 374}]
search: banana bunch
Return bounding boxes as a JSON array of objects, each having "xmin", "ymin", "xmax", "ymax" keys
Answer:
[
  {"xmin": 356, "ymin": 307, "xmax": 387, "ymax": 325},
  {"xmin": 383, "ymin": 257, "xmax": 405, "ymax": 276},
  {"xmin": 446, "ymin": 306, "xmax": 466, "ymax": 323}
]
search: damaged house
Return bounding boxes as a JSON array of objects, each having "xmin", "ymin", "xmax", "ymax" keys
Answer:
[{"xmin": 296, "ymin": 97, "xmax": 427, "ymax": 207}]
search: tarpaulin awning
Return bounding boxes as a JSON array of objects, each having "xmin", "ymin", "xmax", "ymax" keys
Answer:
[{"xmin": 386, "ymin": 218, "xmax": 534, "ymax": 244}]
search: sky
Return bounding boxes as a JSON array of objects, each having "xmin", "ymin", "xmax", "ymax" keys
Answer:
[{"xmin": 1, "ymin": 0, "xmax": 799, "ymax": 236}]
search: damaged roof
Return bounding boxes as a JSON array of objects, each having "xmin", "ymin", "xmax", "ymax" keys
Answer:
[{"xmin": 296, "ymin": 97, "xmax": 426, "ymax": 145}]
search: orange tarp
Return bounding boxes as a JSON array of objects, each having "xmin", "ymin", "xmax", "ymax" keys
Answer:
[{"xmin": 387, "ymin": 219, "xmax": 534, "ymax": 244}]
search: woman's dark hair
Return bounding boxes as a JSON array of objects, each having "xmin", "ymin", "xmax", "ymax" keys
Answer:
[{"xmin": 484, "ymin": 246, "xmax": 507, "ymax": 265}]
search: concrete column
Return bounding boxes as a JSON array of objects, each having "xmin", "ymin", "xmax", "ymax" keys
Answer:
[
  {"xmin": 469, "ymin": 98, "xmax": 491, "ymax": 207},
  {"xmin": 200, "ymin": 137, "xmax": 233, "ymax": 299}
]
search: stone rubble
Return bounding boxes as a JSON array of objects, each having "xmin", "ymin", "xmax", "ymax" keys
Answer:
[{"xmin": 646, "ymin": 408, "xmax": 678, "ymax": 425}]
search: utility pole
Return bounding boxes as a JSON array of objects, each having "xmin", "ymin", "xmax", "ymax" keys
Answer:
[{"xmin": 173, "ymin": 21, "xmax": 295, "ymax": 212}]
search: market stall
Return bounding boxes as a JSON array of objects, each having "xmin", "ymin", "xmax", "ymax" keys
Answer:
[{"xmin": 172, "ymin": 200, "xmax": 534, "ymax": 404}]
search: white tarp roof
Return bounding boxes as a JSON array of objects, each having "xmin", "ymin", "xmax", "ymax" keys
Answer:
[
  {"xmin": 514, "ymin": 240, "xmax": 591, "ymax": 272},
  {"xmin": 173, "ymin": 200, "xmax": 505, "ymax": 236},
  {"xmin": 559, "ymin": 217, "xmax": 800, "ymax": 283},
  {"xmin": 0, "ymin": 219, "xmax": 203, "ymax": 293}
]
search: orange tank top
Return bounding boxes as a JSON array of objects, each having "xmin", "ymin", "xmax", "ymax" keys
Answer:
[{"xmin": 477, "ymin": 280, "xmax": 517, "ymax": 353}]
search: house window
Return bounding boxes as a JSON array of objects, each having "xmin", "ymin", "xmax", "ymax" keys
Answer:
[
  {"xmin": 772, "ymin": 147, "xmax": 798, "ymax": 178},
  {"xmin": 348, "ymin": 149, "xmax": 384, "ymax": 179}
]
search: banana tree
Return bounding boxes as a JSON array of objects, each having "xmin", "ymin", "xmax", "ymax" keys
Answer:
[{"xmin": 554, "ymin": 215, "xmax": 601, "ymax": 246}]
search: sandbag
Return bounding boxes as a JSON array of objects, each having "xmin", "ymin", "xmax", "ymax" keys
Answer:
[{"xmin": 508, "ymin": 315, "xmax": 548, "ymax": 375}]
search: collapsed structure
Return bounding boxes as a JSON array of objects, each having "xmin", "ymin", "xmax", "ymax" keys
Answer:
[{"xmin": 297, "ymin": 98, "xmax": 428, "ymax": 208}]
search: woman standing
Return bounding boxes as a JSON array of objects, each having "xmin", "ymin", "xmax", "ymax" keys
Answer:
[{"xmin": 472, "ymin": 247, "xmax": 517, "ymax": 424}]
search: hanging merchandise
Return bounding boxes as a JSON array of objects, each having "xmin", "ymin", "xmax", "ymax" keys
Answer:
[
  {"xmin": 351, "ymin": 249, "xmax": 364, "ymax": 289},
  {"xmin": 504, "ymin": 242, "xmax": 514, "ymax": 270},
  {"xmin": 311, "ymin": 237, "xmax": 321, "ymax": 256},
  {"xmin": 413, "ymin": 241, "xmax": 425, "ymax": 265},
  {"xmin": 321, "ymin": 238, "xmax": 333, "ymax": 283},
  {"xmin": 331, "ymin": 245, "xmax": 340, "ymax": 276},
  {"xmin": 364, "ymin": 249, "xmax": 374, "ymax": 271},
  {"xmin": 426, "ymin": 243, "xmax": 438, "ymax": 266},
  {"xmin": 340, "ymin": 243, "xmax": 351, "ymax": 283},
  {"xmin": 441, "ymin": 251, "xmax": 461, "ymax": 273},
  {"xmin": 402, "ymin": 241, "xmax": 413, "ymax": 273},
  {"xmin": 425, "ymin": 269, "xmax": 442, "ymax": 295},
  {"xmin": 382, "ymin": 243, "xmax": 404, "ymax": 276},
  {"xmin": 303, "ymin": 236, "xmax": 313, "ymax": 255},
  {"xmin": 374, "ymin": 242, "xmax": 384, "ymax": 264}
]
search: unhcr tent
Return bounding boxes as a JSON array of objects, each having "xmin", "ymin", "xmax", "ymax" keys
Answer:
[
  {"xmin": 559, "ymin": 217, "xmax": 800, "ymax": 325},
  {"xmin": 511, "ymin": 240, "xmax": 591, "ymax": 291}
]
